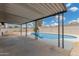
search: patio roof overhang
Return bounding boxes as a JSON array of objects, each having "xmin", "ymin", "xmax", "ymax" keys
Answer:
[{"xmin": 0, "ymin": 3, "xmax": 67, "ymax": 24}]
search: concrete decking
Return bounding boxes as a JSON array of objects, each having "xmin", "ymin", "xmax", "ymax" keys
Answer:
[
  {"xmin": 0, "ymin": 36, "xmax": 70, "ymax": 56},
  {"xmin": 70, "ymin": 42, "xmax": 79, "ymax": 56}
]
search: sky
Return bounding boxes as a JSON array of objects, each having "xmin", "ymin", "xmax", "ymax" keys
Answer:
[{"xmin": 42, "ymin": 3, "xmax": 79, "ymax": 26}]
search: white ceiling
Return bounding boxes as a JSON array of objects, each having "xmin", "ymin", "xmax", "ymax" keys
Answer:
[{"xmin": 0, "ymin": 3, "xmax": 66, "ymax": 24}]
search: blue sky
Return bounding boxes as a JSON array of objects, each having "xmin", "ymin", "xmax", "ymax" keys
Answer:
[{"xmin": 42, "ymin": 3, "xmax": 79, "ymax": 26}]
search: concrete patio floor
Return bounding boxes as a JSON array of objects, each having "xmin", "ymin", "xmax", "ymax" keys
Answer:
[{"xmin": 0, "ymin": 36, "xmax": 70, "ymax": 56}]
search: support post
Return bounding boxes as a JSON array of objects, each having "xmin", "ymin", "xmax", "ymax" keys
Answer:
[
  {"xmin": 35, "ymin": 21, "xmax": 38, "ymax": 40},
  {"xmin": 62, "ymin": 13, "xmax": 64, "ymax": 48},
  {"xmin": 20, "ymin": 24, "xmax": 22, "ymax": 36},
  {"xmin": 26, "ymin": 23, "xmax": 27, "ymax": 37},
  {"xmin": 1, "ymin": 22, "xmax": 5, "ymax": 36},
  {"xmin": 58, "ymin": 14, "xmax": 60, "ymax": 47}
]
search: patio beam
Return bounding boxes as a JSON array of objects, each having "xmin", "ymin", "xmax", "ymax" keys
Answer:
[{"xmin": 23, "ymin": 10, "xmax": 67, "ymax": 24}]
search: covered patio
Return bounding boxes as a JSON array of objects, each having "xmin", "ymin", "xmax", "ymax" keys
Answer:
[{"xmin": 0, "ymin": 3, "xmax": 69, "ymax": 56}]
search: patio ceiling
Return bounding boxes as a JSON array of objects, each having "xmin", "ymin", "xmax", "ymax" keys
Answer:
[{"xmin": 0, "ymin": 3, "xmax": 67, "ymax": 24}]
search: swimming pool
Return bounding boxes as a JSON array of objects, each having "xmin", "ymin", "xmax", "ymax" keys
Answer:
[{"xmin": 31, "ymin": 33, "xmax": 77, "ymax": 40}]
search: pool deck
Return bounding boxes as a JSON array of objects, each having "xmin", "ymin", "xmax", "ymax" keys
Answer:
[
  {"xmin": 60, "ymin": 33, "xmax": 79, "ymax": 56},
  {"xmin": 28, "ymin": 32, "xmax": 79, "ymax": 56},
  {"xmin": 0, "ymin": 36, "xmax": 70, "ymax": 56},
  {"xmin": 70, "ymin": 42, "xmax": 79, "ymax": 56},
  {"xmin": 0, "ymin": 31, "xmax": 79, "ymax": 56}
]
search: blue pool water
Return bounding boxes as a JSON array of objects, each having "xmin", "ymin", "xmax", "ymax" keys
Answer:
[{"xmin": 31, "ymin": 33, "xmax": 77, "ymax": 40}]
